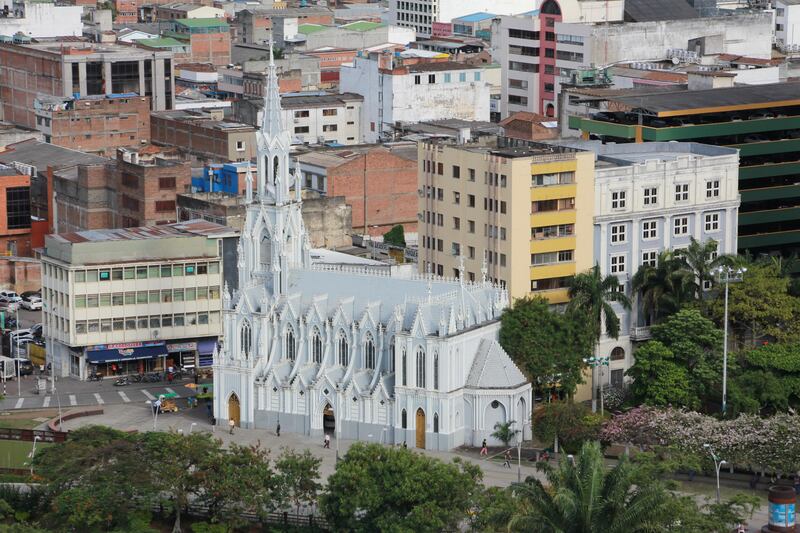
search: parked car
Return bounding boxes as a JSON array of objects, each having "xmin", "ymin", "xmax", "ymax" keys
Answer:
[
  {"xmin": 21, "ymin": 296, "xmax": 41, "ymax": 311},
  {"xmin": 13, "ymin": 359, "xmax": 33, "ymax": 376},
  {"xmin": 0, "ymin": 291, "xmax": 22, "ymax": 304},
  {"xmin": 19, "ymin": 290, "xmax": 40, "ymax": 300},
  {"xmin": 30, "ymin": 324, "xmax": 42, "ymax": 337}
]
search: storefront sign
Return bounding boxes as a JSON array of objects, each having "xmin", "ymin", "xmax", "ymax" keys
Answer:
[
  {"xmin": 167, "ymin": 342, "xmax": 197, "ymax": 352},
  {"xmin": 87, "ymin": 341, "xmax": 165, "ymax": 351}
]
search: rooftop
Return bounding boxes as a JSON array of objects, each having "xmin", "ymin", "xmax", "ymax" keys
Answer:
[
  {"xmin": 0, "ymin": 139, "xmax": 107, "ymax": 171},
  {"xmin": 623, "ymin": 0, "xmax": 699, "ymax": 22},
  {"xmin": 136, "ymin": 37, "xmax": 186, "ymax": 48},
  {"xmin": 173, "ymin": 18, "xmax": 229, "ymax": 29},
  {"xmin": 453, "ymin": 12, "xmax": 496, "ymax": 22},
  {"xmin": 295, "ymin": 142, "xmax": 418, "ymax": 168},
  {"xmin": 279, "ymin": 92, "xmax": 363, "ymax": 108},
  {"xmin": 340, "ymin": 20, "xmax": 383, "ymax": 31},
  {"xmin": 152, "ymin": 110, "xmax": 254, "ymax": 132},
  {"xmin": 427, "ymin": 136, "xmax": 584, "ymax": 159},
  {"xmin": 551, "ymin": 140, "xmax": 739, "ymax": 169},
  {"xmin": 9, "ymin": 39, "xmax": 174, "ymax": 59},
  {"xmin": 298, "ymin": 23, "xmax": 328, "ymax": 35},
  {"xmin": 48, "ymin": 219, "xmax": 235, "ymax": 245},
  {"xmin": 405, "ymin": 61, "xmax": 480, "ymax": 73}
]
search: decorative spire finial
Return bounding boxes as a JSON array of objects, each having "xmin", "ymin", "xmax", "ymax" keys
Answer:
[
  {"xmin": 481, "ymin": 250, "xmax": 488, "ymax": 286},
  {"xmin": 260, "ymin": 32, "xmax": 283, "ymax": 138},
  {"xmin": 245, "ymin": 164, "xmax": 254, "ymax": 204}
]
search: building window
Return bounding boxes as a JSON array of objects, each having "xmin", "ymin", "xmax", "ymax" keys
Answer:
[
  {"xmin": 674, "ymin": 217, "xmax": 689, "ymax": 236},
  {"xmin": 337, "ymin": 332, "xmax": 349, "ymax": 366},
  {"xmin": 401, "ymin": 348, "xmax": 407, "ymax": 386},
  {"xmin": 402, "ymin": 409, "xmax": 407, "ymax": 428},
  {"xmin": 610, "ymin": 224, "xmax": 626, "ymax": 244},
  {"xmin": 611, "ymin": 190, "xmax": 626, "ymax": 209},
  {"xmin": 6, "ymin": 187, "xmax": 30, "ymax": 230},
  {"xmin": 453, "ymin": 192, "xmax": 460, "ymax": 204},
  {"xmin": 155, "ymin": 200, "xmax": 175, "ymax": 212},
  {"xmin": 365, "ymin": 333, "xmax": 376, "ymax": 369},
  {"xmin": 705, "ymin": 212, "xmax": 720, "ymax": 232},
  {"xmin": 322, "ymin": 124, "xmax": 338, "ymax": 132},
  {"xmin": 294, "ymin": 110, "xmax": 310, "ymax": 118},
  {"xmin": 312, "ymin": 328, "xmax": 323, "ymax": 363},
  {"xmin": 642, "ymin": 220, "xmax": 658, "ymax": 240},
  {"xmin": 433, "ymin": 412, "xmax": 439, "ymax": 433},
  {"xmin": 159, "ymin": 177, "xmax": 176, "ymax": 190},
  {"xmin": 444, "ymin": 73, "xmax": 451, "ymax": 82},
  {"xmin": 240, "ymin": 322, "xmax": 252, "ymax": 357},
  {"xmin": 416, "ymin": 347, "xmax": 426, "ymax": 388},
  {"xmin": 236, "ymin": 140, "xmax": 246, "ymax": 152},
  {"xmin": 642, "ymin": 250, "xmax": 658, "ymax": 267},
  {"xmin": 285, "ymin": 326, "xmax": 296, "ymax": 361},
  {"xmin": 459, "ymin": 72, "xmax": 466, "ymax": 82},
  {"xmin": 643, "ymin": 187, "xmax": 658, "ymax": 206},
  {"xmin": 322, "ymin": 108, "xmax": 337, "ymax": 116},
  {"xmin": 610, "ymin": 254, "xmax": 626, "ymax": 274},
  {"xmin": 468, "ymin": 194, "xmax": 475, "ymax": 207},
  {"xmin": 414, "ymin": 75, "xmax": 421, "ymax": 85},
  {"xmin": 295, "ymin": 126, "xmax": 310, "ymax": 134},
  {"xmin": 452, "ymin": 165, "xmax": 460, "ymax": 178},
  {"xmin": 610, "ymin": 346, "xmax": 625, "ymax": 361},
  {"xmin": 706, "ymin": 180, "xmax": 720, "ymax": 198},
  {"xmin": 675, "ymin": 183, "xmax": 689, "ymax": 202},
  {"xmin": 428, "ymin": 74, "xmax": 436, "ymax": 83},
  {"xmin": 433, "ymin": 352, "xmax": 439, "ymax": 389}
]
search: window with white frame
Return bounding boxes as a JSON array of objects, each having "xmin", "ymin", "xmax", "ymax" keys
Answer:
[
  {"xmin": 675, "ymin": 183, "xmax": 689, "ymax": 202},
  {"xmin": 642, "ymin": 220, "xmax": 658, "ymax": 240},
  {"xmin": 643, "ymin": 187, "xmax": 658, "ymax": 206},
  {"xmin": 673, "ymin": 216, "xmax": 689, "ymax": 236},
  {"xmin": 610, "ymin": 254, "xmax": 626, "ymax": 273},
  {"xmin": 705, "ymin": 212, "xmax": 720, "ymax": 232},
  {"xmin": 610, "ymin": 224, "xmax": 626, "ymax": 244},
  {"xmin": 642, "ymin": 250, "xmax": 657, "ymax": 267},
  {"xmin": 706, "ymin": 180, "xmax": 720, "ymax": 199},
  {"xmin": 611, "ymin": 190, "xmax": 626, "ymax": 209}
]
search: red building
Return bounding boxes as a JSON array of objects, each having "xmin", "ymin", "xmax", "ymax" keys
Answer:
[{"xmin": 115, "ymin": 0, "xmax": 138, "ymax": 24}]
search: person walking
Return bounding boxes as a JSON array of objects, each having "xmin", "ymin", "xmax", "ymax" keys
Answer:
[
  {"xmin": 228, "ymin": 418, "xmax": 235, "ymax": 435},
  {"xmin": 276, "ymin": 421, "xmax": 281, "ymax": 437},
  {"xmin": 194, "ymin": 373, "xmax": 199, "ymax": 385},
  {"xmin": 323, "ymin": 433, "xmax": 331, "ymax": 448},
  {"xmin": 503, "ymin": 450, "xmax": 512, "ymax": 468},
  {"xmin": 480, "ymin": 439, "xmax": 488, "ymax": 457}
]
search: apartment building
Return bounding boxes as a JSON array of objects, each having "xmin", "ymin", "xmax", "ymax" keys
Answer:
[
  {"xmin": 150, "ymin": 109, "xmax": 256, "ymax": 163},
  {"xmin": 114, "ymin": 0, "xmax": 138, "ymax": 24},
  {"xmin": 389, "ymin": 0, "xmax": 533, "ymax": 36},
  {"xmin": 417, "ymin": 135, "xmax": 594, "ymax": 304},
  {"xmin": 0, "ymin": 164, "xmax": 36, "ymax": 257},
  {"xmin": 39, "ymin": 220, "xmax": 236, "ymax": 380},
  {"xmin": 0, "ymin": 0, "xmax": 83, "ymax": 39},
  {"xmin": 165, "ymin": 18, "xmax": 232, "ymax": 67}
]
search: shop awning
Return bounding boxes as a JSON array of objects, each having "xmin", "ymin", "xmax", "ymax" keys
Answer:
[
  {"xmin": 86, "ymin": 344, "xmax": 168, "ymax": 364},
  {"xmin": 197, "ymin": 338, "xmax": 218, "ymax": 356}
]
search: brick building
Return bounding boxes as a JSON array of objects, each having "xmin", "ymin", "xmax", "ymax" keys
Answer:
[
  {"xmin": 294, "ymin": 142, "xmax": 418, "ymax": 236},
  {"xmin": 166, "ymin": 18, "xmax": 231, "ymax": 67},
  {"xmin": 0, "ymin": 164, "xmax": 35, "ymax": 257},
  {"xmin": 499, "ymin": 112, "xmax": 560, "ymax": 142},
  {"xmin": 114, "ymin": 0, "xmax": 138, "ymax": 24},
  {"xmin": 151, "ymin": 109, "xmax": 256, "ymax": 163},
  {"xmin": 112, "ymin": 146, "xmax": 192, "ymax": 227},
  {"xmin": 33, "ymin": 95, "xmax": 151, "ymax": 157}
]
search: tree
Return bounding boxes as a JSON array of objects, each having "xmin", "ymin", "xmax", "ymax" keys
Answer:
[
  {"xmin": 531, "ymin": 401, "xmax": 602, "ymax": 453},
  {"xmin": 499, "ymin": 297, "xmax": 595, "ymax": 397},
  {"xmin": 568, "ymin": 264, "xmax": 631, "ymax": 341},
  {"xmin": 677, "ymin": 237, "xmax": 727, "ymax": 300},
  {"xmin": 321, "ymin": 442, "xmax": 483, "ymax": 533},
  {"xmin": 508, "ymin": 441, "xmax": 681, "ymax": 532},
  {"xmin": 632, "ymin": 250, "xmax": 693, "ymax": 323},
  {"xmin": 490, "ymin": 420, "xmax": 520, "ymax": 447},
  {"xmin": 274, "ymin": 448, "xmax": 322, "ymax": 515},
  {"xmin": 625, "ymin": 341, "xmax": 696, "ymax": 408},
  {"xmin": 382, "ymin": 225, "xmax": 406, "ymax": 247}
]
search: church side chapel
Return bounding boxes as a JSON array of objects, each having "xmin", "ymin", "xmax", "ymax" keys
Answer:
[{"xmin": 213, "ymin": 42, "xmax": 531, "ymax": 451}]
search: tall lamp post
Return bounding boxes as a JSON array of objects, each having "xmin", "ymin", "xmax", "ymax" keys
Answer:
[
  {"xmin": 583, "ymin": 356, "xmax": 610, "ymax": 415},
  {"xmin": 715, "ymin": 266, "xmax": 745, "ymax": 416},
  {"xmin": 516, "ymin": 420, "xmax": 530, "ymax": 483},
  {"xmin": 29, "ymin": 435, "xmax": 41, "ymax": 476},
  {"xmin": 704, "ymin": 443, "xmax": 727, "ymax": 504}
]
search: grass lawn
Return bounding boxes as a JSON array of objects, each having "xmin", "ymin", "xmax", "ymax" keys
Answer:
[
  {"xmin": 0, "ymin": 440, "xmax": 53, "ymax": 469},
  {"xmin": 0, "ymin": 419, "xmax": 45, "ymax": 430}
]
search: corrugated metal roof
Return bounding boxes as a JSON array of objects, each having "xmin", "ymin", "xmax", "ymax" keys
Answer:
[
  {"xmin": 50, "ymin": 220, "xmax": 235, "ymax": 245},
  {"xmin": 453, "ymin": 12, "xmax": 496, "ymax": 22},
  {"xmin": 624, "ymin": 0, "xmax": 698, "ymax": 21},
  {"xmin": 0, "ymin": 139, "xmax": 108, "ymax": 170}
]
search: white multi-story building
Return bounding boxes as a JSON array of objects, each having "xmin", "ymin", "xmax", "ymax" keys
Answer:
[
  {"xmin": 558, "ymin": 141, "xmax": 740, "ymax": 391},
  {"xmin": 280, "ymin": 92, "xmax": 364, "ymax": 145},
  {"xmin": 774, "ymin": 0, "xmax": 800, "ymax": 50},
  {"xmin": 0, "ymin": 0, "xmax": 82, "ymax": 39},
  {"xmin": 340, "ymin": 51, "xmax": 491, "ymax": 143},
  {"xmin": 40, "ymin": 221, "xmax": 237, "ymax": 380}
]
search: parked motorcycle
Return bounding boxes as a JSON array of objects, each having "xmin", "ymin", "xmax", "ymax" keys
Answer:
[
  {"xmin": 87, "ymin": 372, "xmax": 102, "ymax": 382},
  {"xmin": 113, "ymin": 376, "xmax": 130, "ymax": 386}
]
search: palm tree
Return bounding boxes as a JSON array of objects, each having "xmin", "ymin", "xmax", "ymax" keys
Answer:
[
  {"xmin": 491, "ymin": 420, "xmax": 520, "ymax": 447},
  {"xmin": 508, "ymin": 441, "xmax": 678, "ymax": 532},
  {"xmin": 676, "ymin": 237, "xmax": 728, "ymax": 299},
  {"xmin": 568, "ymin": 264, "xmax": 631, "ymax": 342},
  {"xmin": 631, "ymin": 251, "xmax": 692, "ymax": 323}
]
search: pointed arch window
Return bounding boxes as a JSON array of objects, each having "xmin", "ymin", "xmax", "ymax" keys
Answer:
[
  {"xmin": 337, "ymin": 331, "xmax": 349, "ymax": 367},
  {"xmin": 401, "ymin": 348, "xmax": 407, "ymax": 386},
  {"xmin": 273, "ymin": 156, "xmax": 279, "ymax": 185},
  {"xmin": 389, "ymin": 338, "xmax": 395, "ymax": 373},
  {"xmin": 364, "ymin": 333, "xmax": 376, "ymax": 370},
  {"xmin": 433, "ymin": 351, "xmax": 439, "ymax": 390},
  {"xmin": 240, "ymin": 321, "xmax": 252, "ymax": 358},
  {"xmin": 312, "ymin": 328, "xmax": 323, "ymax": 364},
  {"xmin": 433, "ymin": 413, "xmax": 439, "ymax": 433},
  {"xmin": 416, "ymin": 347, "xmax": 426, "ymax": 388},
  {"xmin": 285, "ymin": 325, "xmax": 296, "ymax": 361},
  {"xmin": 260, "ymin": 231, "xmax": 272, "ymax": 269},
  {"xmin": 401, "ymin": 408, "xmax": 407, "ymax": 429}
]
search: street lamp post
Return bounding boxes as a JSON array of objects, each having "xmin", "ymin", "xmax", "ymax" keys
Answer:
[
  {"xmin": 147, "ymin": 396, "xmax": 162, "ymax": 431},
  {"xmin": 335, "ymin": 387, "xmax": 341, "ymax": 462},
  {"xmin": 716, "ymin": 266, "xmax": 745, "ymax": 416},
  {"xmin": 517, "ymin": 421, "xmax": 530, "ymax": 483},
  {"xmin": 704, "ymin": 444, "xmax": 727, "ymax": 504},
  {"xmin": 583, "ymin": 356, "xmax": 610, "ymax": 415},
  {"xmin": 29, "ymin": 435, "xmax": 40, "ymax": 476}
]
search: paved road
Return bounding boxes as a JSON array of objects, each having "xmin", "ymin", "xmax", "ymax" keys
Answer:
[{"xmin": 0, "ymin": 376, "xmax": 206, "ymax": 411}]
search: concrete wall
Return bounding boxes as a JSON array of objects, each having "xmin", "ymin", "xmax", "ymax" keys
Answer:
[
  {"xmin": 301, "ymin": 194, "xmax": 352, "ymax": 248},
  {"xmin": 0, "ymin": 2, "xmax": 82, "ymax": 38},
  {"xmin": 0, "ymin": 257, "xmax": 40, "ymax": 293}
]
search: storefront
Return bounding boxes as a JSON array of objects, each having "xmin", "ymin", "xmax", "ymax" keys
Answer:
[
  {"xmin": 85, "ymin": 342, "xmax": 168, "ymax": 379},
  {"xmin": 166, "ymin": 338, "xmax": 218, "ymax": 370}
]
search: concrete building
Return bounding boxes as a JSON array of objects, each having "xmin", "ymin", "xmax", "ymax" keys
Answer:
[
  {"xmin": 450, "ymin": 12, "xmax": 495, "ymax": 38},
  {"xmin": 774, "ymin": 0, "xmax": 800, "ymax": 51},
  {"xmin": 114, "ymin": 0, "xmax": 139, "ymax": 24},
  {"xmin": 418, "ymin": 135, "xmax": 594, "ymax": 304},
  {"xmin": 294, "ymin": 142, "xmax": 419, "ymax": 236},
  {"xmin": 499, "ymin": 112, "xmax": 559, "ymax": 141},
  {"xmin": 340, "ymin": 51, "xmax": 491, "ymax": 143},
  {"xmin": 294, "ymin": 21, "xmax": 415, "ymax": 50},
  {"xmin": 0, "ymin": 40, "xmax": 175, "ymax": 130},
  {"xmin": 33, "ymin": 94, "xmax": 151, "ymax": 157},
  {"xmin": 0, "ymin": 122, "xmax": 42, "ymax": 150},
  {"xmin": 151, "ymin": 109, "xmax": 257, "ymax": 163},
  {"xmin": 0, "ymin": 163, "xmax": 35, "ymax": 257},
  {"xmin": 234, "ymin": 6, "xmax": 334, "ymax": 45},
  {"xmin": 164, "ymin": 18, "xmax": 231, "ymax": 67},
  {"xmin": 39, "ymin": 220, "xmax": 234, "ymax": 380},
  {"xmin": 568, "ymin": 81, "xmax": 800, "ymax": 258},
  {"xmin": 196, "ymin": 162, "xmax": 253, "ymax": 196},
  {"xmin": 0, "ymin": 0, "xmax": 82, "ymax": 39},
  {"xmin": 177, "ymin": 190, "xmax": 354, "ymax": 248},
  {"xmin": 154, "ymin": 3, "xmax": 225, "ymax": 20},
  {"xmin": 112, "ymin": 146, "xmax": 192, "ymax": 228}
]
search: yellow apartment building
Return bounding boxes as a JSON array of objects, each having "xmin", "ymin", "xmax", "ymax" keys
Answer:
[{"xmin": 417, "ymin": 136, "xmax": 595, "ymax": 305}]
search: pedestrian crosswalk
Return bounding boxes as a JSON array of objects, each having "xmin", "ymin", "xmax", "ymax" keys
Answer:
[{"xmin": 2, "ymin": 385, "xmax": 197, "ymax": 410}]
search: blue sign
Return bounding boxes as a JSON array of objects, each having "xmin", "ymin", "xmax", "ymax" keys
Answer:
[{"xmin": 769, "ymin": 503, "xmax": 796, "ymax": 526}]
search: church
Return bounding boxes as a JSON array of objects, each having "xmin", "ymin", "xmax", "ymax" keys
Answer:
[{"xmin": 213, "ymin": 43, "xmax": 531, "ymax": 451}]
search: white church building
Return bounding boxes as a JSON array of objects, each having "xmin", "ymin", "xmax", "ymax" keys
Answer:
[{"xmin": 213, "ymin": 44, "xmax": 531, "ymax": 451}]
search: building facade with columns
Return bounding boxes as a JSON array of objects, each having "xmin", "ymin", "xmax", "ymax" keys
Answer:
[{"xmin": 213, "ymin": 44, "xmax": 531, "ymax": 451}]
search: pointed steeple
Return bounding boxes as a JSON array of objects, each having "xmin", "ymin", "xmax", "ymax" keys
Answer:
[{"xmin": 261, "ymin": 37, "xmax": 283, "ymax": 140}]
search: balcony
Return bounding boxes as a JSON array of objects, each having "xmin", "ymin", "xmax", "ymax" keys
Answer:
[{"xmin": 630, "ymin": 326, "xmax": 652, "ymax": 341}]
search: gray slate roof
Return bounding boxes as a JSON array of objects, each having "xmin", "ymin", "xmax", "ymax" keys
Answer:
[{"xmin": 466, "ymin": 339, "xmax": 527, "ymax": 390}]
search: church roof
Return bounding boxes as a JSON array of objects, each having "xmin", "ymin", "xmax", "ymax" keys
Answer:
[{"xmin": 465, "ymin": 339, "xmax": 527, "ymax": 390}]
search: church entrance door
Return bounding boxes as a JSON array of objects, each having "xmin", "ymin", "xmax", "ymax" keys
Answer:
[
  {"xmin": 323, "ymin": 403, "xmax": 335, "ymax": 437},
  {"xmin": 228, "ymin": 393, "xmax": 240, "ymax": 427},
  {"xmin": 415, "ymin": 408, "xmax": 426, "ymax": 449}
]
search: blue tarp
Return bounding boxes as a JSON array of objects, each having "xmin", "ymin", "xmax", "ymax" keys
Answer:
[{"xmin": 86, "ymin": 344, "xmax": 168, "ymax": 364}]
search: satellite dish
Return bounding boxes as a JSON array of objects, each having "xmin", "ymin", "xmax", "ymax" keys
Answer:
[{"xmin": 672, "ymin": 57, "xmax": 680, "ymax": 65}]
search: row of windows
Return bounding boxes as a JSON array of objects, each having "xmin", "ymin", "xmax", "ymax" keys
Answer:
[
  {"xmin": 70, "ymin": 262, "xmax": 220, "ymax": 283},
  {"xmin": 399, "ymin": 409, "xmax": 440, "ymax": 433},
  {"xmin": 532, "ymin": 250, "xmax": 573, "ymax": 266},
  {"xmin": 74, "ymin": 286, "xmax": 221, "ymax": 308},
  {"xmin": 609, "ymin": 180, "xmax": 721, "ymax": 210},
  {"xmin": 532, "ymin": 223, "xmax": 574, "ymax": 239},
  {"xmin": 413, "ymin": 72, "xmax": 480, "ymax": 85},
  {"xmin": 397, "ymin": 1, "xmax": 432, "ymax": 12},
  {"xmin": 608, "ymin": 213, "xmax": 722, "ymax": 245},
  {"xmin": 532, "ymin": 197, "xmax": 575, "ymax": 213},
  {"xmin": 533, "ymin": 171, "xmax": 574, "ymax": 187},
  {"xmin": 75, "ymin": 311, "xmax": 220, "ymax": 334}
]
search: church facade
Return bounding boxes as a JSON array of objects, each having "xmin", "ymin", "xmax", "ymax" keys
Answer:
[{"xmin": 213, "ymin": 44, "xmax": 531, "ymax": 451}]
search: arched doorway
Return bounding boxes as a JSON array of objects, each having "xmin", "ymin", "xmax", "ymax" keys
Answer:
[
  {"xmin": 228, "ymin": 393, "xmax": 240, "ymax": 427},
  {"xmin": 415, "ymin": 408, "xmax": 426, "ymax": 449},
  {"xmin": 323, "ymin": 403, "xmax": 335, "ymax": 437}
]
